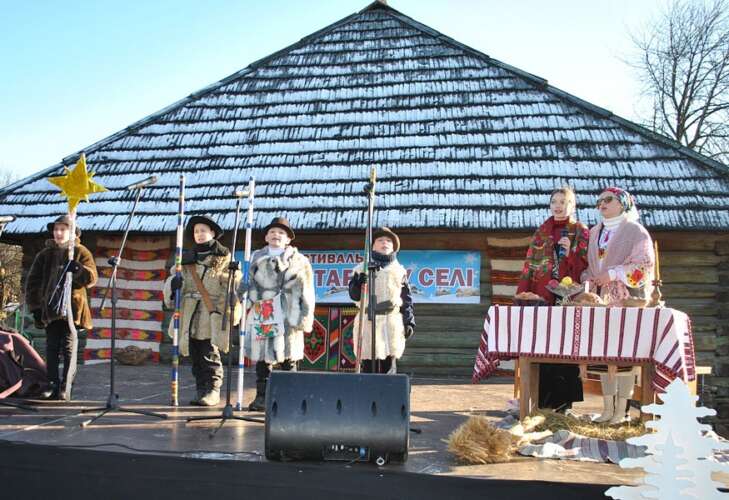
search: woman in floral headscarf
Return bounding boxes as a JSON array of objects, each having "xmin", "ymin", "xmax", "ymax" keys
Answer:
[
  {"xmin": 515, "ymin": 186, "xmax": 590, "ymax": 412},
  {"xmin": 583, "ymin": 187, "xmax": 655, "ymax": 306},
  {"xmin": 583, "ymin": 187, "xmax": 655, "ymax": 424}
]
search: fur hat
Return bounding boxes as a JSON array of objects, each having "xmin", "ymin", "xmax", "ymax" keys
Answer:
[
  {"xmin": 372, "ymin": 227, "xmax": 400, "ymax": 253},
  {"xmin": 47, "ymin": 215, "xmax": 81, "ymax": 236},
  {"xmin": 263, "ymin": 216, "xmax": 295, "ymax": 240},
  {"xmin": 186, "ymin": 215, "xmax": 224, "ymax": 240}
]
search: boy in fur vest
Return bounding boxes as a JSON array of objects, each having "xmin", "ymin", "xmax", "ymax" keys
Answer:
[
  {"xmin": 244, "ymin": 217, "xmax": 315, "ymax": 411},
  {"xmin": 163, "ymin": 216, "xmax": 239, "ymax": 406},
  {"xmin": 348, "ymin": 227, "xmax": 415, "ymax": 374},
  {"xmin": 26, "ymin": 215, "xmax": 98, "ymax": 400}
]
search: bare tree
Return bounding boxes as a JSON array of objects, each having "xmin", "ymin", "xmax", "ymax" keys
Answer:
[
  {"xmin": 632, "ymin": 0, "xmax": 729, "ymax": 163},
  {"xmin": 0, "ymin": 168, "xmax": 24, "ymax": 324}
]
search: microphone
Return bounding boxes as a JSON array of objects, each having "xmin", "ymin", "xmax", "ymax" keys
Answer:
[
  {"xmin": 557, "ymin": 228, "xmax": 569, "ymax": 259},
  {"xmin": 0, "ymin": 215, "xmax": 16, "ymax": 224},
  {"xmin": 125, "ymin": 175, "xmax": 158, "ymax": 190}
]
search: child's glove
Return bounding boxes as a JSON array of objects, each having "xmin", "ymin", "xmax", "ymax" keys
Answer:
[
  {"xmin": 171, "ymin": 275, "xmax": 183, "ymax": 292},
  {"xmin": 404, "ymin": 325, "xmax": 415, "ymax": 340}
]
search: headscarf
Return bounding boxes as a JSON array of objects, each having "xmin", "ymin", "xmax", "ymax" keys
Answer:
[{"xmin": 602, "ymin": 187, "xmax": 639, "ymax": 223}]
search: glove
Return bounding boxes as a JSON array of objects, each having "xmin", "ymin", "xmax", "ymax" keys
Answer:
[
  {"xmin": 404, "ymin": 325, "xmax": 415, "ymax": 340},
  {"xmin": 171, "ymin": 275, "xmax": 183, "ymax": 292},
  {"xmin": 32, "ymin": 310, "xmax": 43, "ymax": 328},
  {"xmin": 228, "ymin": 261, "xmax": 240, "ymax": 271},
  {"xmin": 356, "ymin": 272, "xmax": 368, "ymax": 285},
  {"xmin": 67, "ymin": 260, "xmax": 81, "ymax": 273},
  {"xmin": 181, "ymin": 249, "xmax": 196, "ymax": 265}
]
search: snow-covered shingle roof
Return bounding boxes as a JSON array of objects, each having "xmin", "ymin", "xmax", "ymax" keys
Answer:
[{"xmin": 2, "ymin": 1, "xmax": 729, "ymax": 235}]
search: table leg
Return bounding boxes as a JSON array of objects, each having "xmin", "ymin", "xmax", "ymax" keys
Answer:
[
  {"xmin": 519, "ymin": 358, "xmax": 540, "ymax": 420},
  {"xmin": 640, "ymin": 364, "xmax": 655, "ymax": 422},
  {"xmin": 519, "ymin": 357, "xmax": 529, "ymax": 420},
  {"xmin": 513, "ymin": 362, "xmax": 521, "ymax": 399}
]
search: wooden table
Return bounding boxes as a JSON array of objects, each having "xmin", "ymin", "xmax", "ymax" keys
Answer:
[{"xmin": 473, "ymin": 305, "xmax": 696, "ymax": 420}]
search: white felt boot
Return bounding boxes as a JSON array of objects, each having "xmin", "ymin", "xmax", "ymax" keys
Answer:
[
  {"xmin": 609, "ymin": 374, "xmax": 635, "ymax": 425},
  {"xmin": 593, "ymin": 373, "xmax": 617, "ymax": 423}
]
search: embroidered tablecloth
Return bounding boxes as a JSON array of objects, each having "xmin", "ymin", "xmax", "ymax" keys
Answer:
[{"xmin": 472, "ymin": 305, "xmax": 696, "ymax": 391}]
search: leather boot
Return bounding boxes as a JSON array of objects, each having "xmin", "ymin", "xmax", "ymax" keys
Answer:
[
  {"xmin": 248, "ymin": 381, "xmax": 267, "ymax": 412},
  {"xmin": 198, "ymin": 388, "xmax": 221, "ymax": 407},
  {"xmin": 40, "ymin": 381, "xmax": 59, "ymax": 400},
  {"xmin": 189, "ymin": 386, "xmax": 205, "ymax": 406},
  {"xmin": 609, "ymin": 398, "xmax": 629, "ymax": 425}
]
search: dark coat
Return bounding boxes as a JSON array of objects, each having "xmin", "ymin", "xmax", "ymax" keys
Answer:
[{"xmin": 26, "ymin": 240, "xmax": 98, "ymax": 330}]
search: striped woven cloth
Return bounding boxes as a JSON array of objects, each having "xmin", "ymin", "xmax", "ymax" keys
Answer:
[
  {"xmin": 84, "ymin": 236, "xmax": 170, "ymax": 364},
  {"xmin": 518, "ymin": 429, "xmax": 646, "ymax": 463},
  {"xmin": 486, "ymin": 236, "xmax": 530, "ymax": 305},
  {"xmin": 473, "ymin": 305, "xmax": 696, "ymax": 392}
]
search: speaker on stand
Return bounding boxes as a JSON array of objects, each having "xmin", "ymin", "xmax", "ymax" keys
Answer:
[{"xmin": 264, "ymin": 371, "xmax": 410, "ymax": 465}]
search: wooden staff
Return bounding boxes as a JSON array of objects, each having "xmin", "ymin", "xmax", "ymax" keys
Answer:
[{"xmin": 64, "ymin": 210, "xmax": 78, "ymax": 336}]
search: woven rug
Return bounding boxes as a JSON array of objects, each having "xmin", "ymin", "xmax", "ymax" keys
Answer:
[
  {"xmin": 303, "ymin": 306, "xmax": 357, "ymax": 371},
  {"xmin": 84, "ymin": 236, "xmax": 170, "ymax": 364},
  {"xmin": 486, "ymin": 236, "xmax": 531, "ymax": 305}
]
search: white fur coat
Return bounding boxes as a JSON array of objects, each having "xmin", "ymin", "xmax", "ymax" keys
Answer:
[
  {"xmin": 352, "ymin": 261, "xmax": 407, "ymax": 360},
  {"xmin": 246, "ymin": 246, "xmax": 315, "ymax": 363}
]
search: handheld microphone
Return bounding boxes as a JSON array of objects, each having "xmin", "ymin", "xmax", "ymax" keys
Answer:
[
  {"xmin": 557, "ymin": 228, "xmax": 569, "ymax": 259},
  {"xmin": 0, "ymin": 215, "xmax": 16, "ymax": 224},
  {"xmin": 125, "ymin": 175, "xmax": 158, "ymax": 190}
]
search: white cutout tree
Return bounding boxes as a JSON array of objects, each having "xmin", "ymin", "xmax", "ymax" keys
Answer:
[{"xmin": 606, "ymin": 379, "xmax": 729, "ymax": 499}]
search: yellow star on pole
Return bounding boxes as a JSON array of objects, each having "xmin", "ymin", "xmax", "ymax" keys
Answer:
[{"xmin": 48, "ymin": 153, "xmax": 107, "ymax": 212}]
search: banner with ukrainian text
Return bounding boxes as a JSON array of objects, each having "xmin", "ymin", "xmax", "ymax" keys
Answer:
[{"xmin": 300, "ymin": 250, "xmax": 480, "ymax": 304}]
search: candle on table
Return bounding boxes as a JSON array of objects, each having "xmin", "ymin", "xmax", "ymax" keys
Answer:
[{"xmin": 654, "ymin": 240, "xmax": 661, "ymax": 281}]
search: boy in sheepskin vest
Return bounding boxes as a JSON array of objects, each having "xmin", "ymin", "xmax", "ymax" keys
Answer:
[
  {"xmin": 163, "ymin": 216, "xmax": 240, "ymax": 406},
  {"xmin": 244, "ymin": 217, "xmax": 315, "ymax": 412},
  {"xmin": 348, "ymin": 227, "xmax": 415, "ymax": 374}
]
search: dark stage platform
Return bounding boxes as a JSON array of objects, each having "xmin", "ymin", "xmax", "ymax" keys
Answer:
[{"xmin": 0, "ymin": 364, "xmax": 635, "ymax": 498}]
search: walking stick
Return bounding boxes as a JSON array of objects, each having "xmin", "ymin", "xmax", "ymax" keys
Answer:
[
  {"xmin": 171, "ymin": 174, "xmax": 185, "ymax": 407},
  {"xmin": 355, "ymin": 167, "xmax": 376, "ymax": 373},
  {"xmin": 237, "ymin": 178, "xmax": 255, "ymax": 409},
  {"xmin": 64, "ymin": 210, "xmax": 78, "ymax": 336}
]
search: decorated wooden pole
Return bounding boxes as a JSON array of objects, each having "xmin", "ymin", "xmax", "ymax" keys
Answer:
[
  {"xmin": 237, "ymin": 178, "xmax": 255, "ymax": 410},
  {"xmin": 171, "ymin": 174, "xmax": 185, "ymax": 407},
  {"xmin": 47, "ymin": 153, "xmax": 106, "ymax": 334},
  {"xmin": 355, "ymin": 166, "xmax": 376, "ymax": 373}
]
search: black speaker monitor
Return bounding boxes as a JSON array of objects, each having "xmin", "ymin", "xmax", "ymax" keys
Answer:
[{"xmin": 264, "ymin": 371, "xmax": 410, "ymax": 464}]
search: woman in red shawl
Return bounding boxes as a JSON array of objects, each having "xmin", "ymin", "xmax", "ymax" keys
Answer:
[{"xmin": 515, "ymin": 186, "xmax": 589, "ymax": 412}]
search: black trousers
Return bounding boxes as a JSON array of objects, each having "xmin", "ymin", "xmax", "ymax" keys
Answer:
[
  {"xmin": 255, "ymin": 359, "xmax": 298, "ymax": 385},
  {"xmin": 360, "ymin": 356, "xmax": 395, "ymax": 375},
  {"xmin": 189, "ymin": 338, "xmax": 223, "ymax": 391},
  {"xmin": 45, "ymin": 319, "xmax": 78, "ymax": 397},
  {"xmin": 538, "ymin": 363, "xmax": 584, "ymax": 411}
]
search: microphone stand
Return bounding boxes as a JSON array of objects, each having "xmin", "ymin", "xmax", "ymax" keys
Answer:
[
  {"xmin": 80, "ymin": 185, "xmax": 167, "ymax": 427},
  {"xmin": 187, "ymin": 180, "xmax": 263, "ymax": 437},
  {"xmin": 0, "ymin": 220, "xmax": 37, "ymax": 412}
]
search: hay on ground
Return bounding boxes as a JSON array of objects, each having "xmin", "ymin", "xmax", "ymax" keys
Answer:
[
  {"xmin": 447, "ymin": 416, "xmax": 512, "ymax": 464},
  {"xmin": 532, "ymin": 410, "xmax": 646, "ymax": 441}
]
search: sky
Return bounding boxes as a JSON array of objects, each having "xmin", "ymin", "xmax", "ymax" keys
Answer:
[{"xmin": 0, "ymin": 0, "xmax": 665, "ymax": 180}]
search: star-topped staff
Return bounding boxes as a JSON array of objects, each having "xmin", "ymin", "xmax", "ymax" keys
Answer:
[{"xmin": 47, "ymin": 153, "xmax": 107, "ymax": 333}]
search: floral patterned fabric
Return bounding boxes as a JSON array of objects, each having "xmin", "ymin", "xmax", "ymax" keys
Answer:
[
  {"xmin": 584, "ymin": 219, "xmax": 655, "ymax": 305},
  {"xmin": 516, "ymin": 216, "xmax": 590, "ymax": 304}
]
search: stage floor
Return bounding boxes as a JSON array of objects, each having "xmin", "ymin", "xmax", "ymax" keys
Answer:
[{"xmin": 0, "ymin": 363, "xmax": 640, "ymax": 486}]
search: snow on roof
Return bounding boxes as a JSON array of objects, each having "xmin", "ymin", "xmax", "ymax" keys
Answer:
[{"xmin": 2, "ymin": 1, "xmax": 728, "ymax": 235}]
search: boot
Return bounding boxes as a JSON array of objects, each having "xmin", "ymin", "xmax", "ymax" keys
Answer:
[
  {"xmin": 609, "ymin": 398, "xmax": 629, "ymax": 425},
  {"xmin": 189, "ymin": 386, "xmax": 205, "ymax": 406},
  {"xmin": 198, "ymin": 388, "xmax": 221, "ymax": 407},
  {"xmin": 594, "ymin": 395, "xmax": 615, "ymax": 423},
  {"xmin": 40, "ymin": 381, "xmax": 59, "ymax": 400},
  {"xmin": 248, "ymin": 381, "xmax": 266, "ymax": 412}
]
